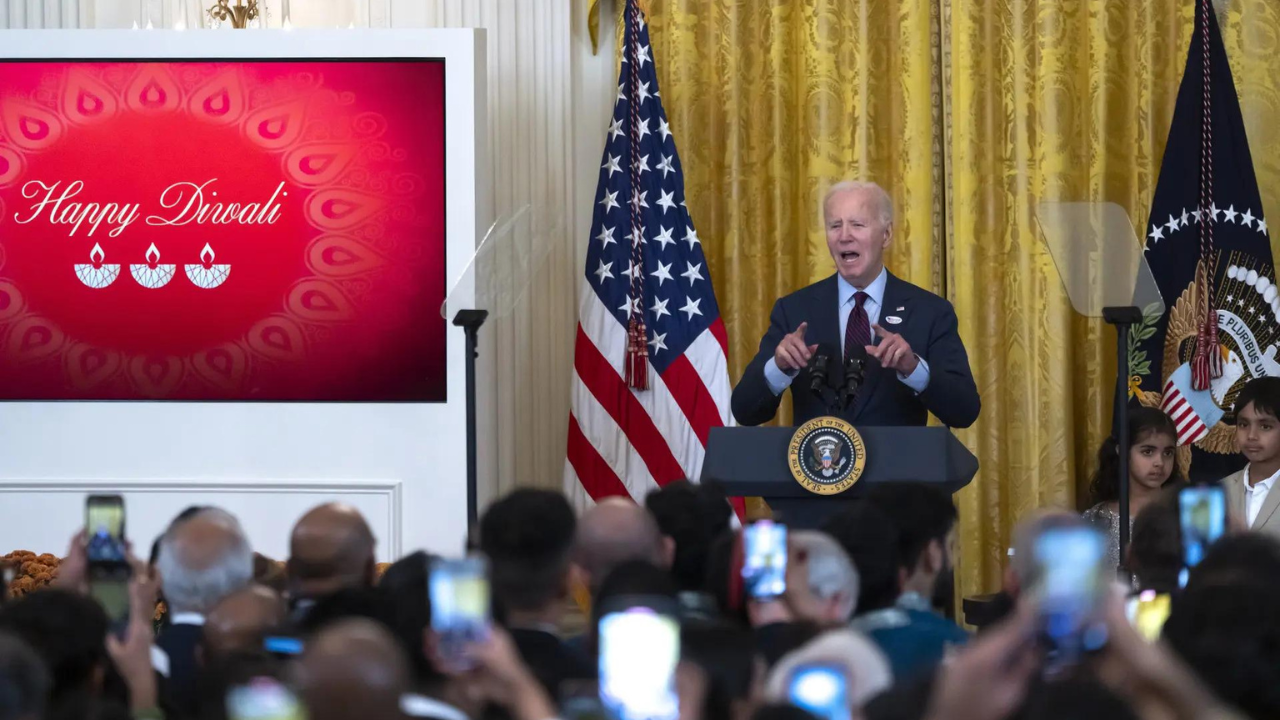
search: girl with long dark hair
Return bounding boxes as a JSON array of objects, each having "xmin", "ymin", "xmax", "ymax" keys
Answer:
[{"xmin": 1083, "ymin": 406, "xmax": 1182, "ymax": 569}]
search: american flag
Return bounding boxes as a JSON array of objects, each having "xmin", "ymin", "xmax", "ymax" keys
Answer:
[{"xmin": 564, "ymin": 0, "xmax": 735, "ymax": 507}]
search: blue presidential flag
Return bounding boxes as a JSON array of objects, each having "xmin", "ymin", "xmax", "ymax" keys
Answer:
[{"xmin": 1133, "ymin": 0, "xmax": 1273, "ymax": 478}]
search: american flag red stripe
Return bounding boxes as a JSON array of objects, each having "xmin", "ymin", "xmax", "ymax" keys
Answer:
[
  {"xmin": 661, "ymin": 355, "xmax": 722, "ymax": 446},
  {"xmin": 566, "ymin": 415, "xmax": 630, "ymax": 500},
  {"xmin": 573, "ymin": 323, "xmax": 687, "ymax": 485}
]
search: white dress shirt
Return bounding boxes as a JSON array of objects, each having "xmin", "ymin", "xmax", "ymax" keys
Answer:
[
  {"xmin": 764, "ymin": 267, "xmax": 930, "ymax": 395},
  {"xmin": 1243, "ymin": 464, "xmax": 1280, "ymax": 528}
]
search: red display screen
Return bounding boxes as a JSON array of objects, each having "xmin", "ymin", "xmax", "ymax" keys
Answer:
[{"xmin": 0, "ymin": 60, "xmax": 446, "ymax": 401}]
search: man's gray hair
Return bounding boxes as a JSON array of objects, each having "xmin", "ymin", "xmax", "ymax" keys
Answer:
[
  {"xmin": 156, "ymin": 507, "xmax": 253, "ymax": 615},
  {"xmin": 823, "ymin": 181, "xmax": 894, "ymax": 226},
  {"xmin": 793, "ymin": 530, "xmax": 860, "ymax": 620}
]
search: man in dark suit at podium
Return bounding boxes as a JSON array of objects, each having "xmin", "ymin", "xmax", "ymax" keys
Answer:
[{"xmin": 731, "ymin": 181, "xmax": 980, "ymax": 429}]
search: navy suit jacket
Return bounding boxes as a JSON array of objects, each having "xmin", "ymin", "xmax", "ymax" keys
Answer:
[{"xmin": 731, "ymin": 273, "xmax": 980, "ymax": 428}]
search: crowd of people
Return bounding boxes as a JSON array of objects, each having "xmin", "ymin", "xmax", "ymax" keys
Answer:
[{"xmin": 4, "ymin": 380, "xmax": 1280, "ymax": 720}]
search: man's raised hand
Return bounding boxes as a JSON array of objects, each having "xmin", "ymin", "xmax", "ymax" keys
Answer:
[{"xmin": 774, "ymin": 321, "xmax": 819, "ymax": 372}]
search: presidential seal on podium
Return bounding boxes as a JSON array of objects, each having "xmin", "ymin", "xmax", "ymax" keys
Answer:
[{"xmin": 787, "ymin": 416, "xmax": 866, "ymax": 496}]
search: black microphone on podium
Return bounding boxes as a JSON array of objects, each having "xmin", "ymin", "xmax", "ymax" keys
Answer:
[
  {"xmin": 807, "ymin": 344, "xmax": 840, "ymax": 415},
  {"xmin": 838, "ymin": 344, "xmax": 867, "ymax": 410},
  {"xmin": 808, "ymin": 352, "xmax": 831, "ymax": 395}
]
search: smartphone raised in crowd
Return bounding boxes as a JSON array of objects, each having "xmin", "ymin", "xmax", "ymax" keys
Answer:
[
  {"xmin": 598, "ymin": 596, "xmax": 680, "ymax": 720},
  {"xmin": 1030, "ymin": 526, "xmax": 1109, "ymax": 671},
  {"xmin": 85, "ymin": 494, "xmax": 128, "ymax": 568},
  {"xmin": 1125, "ymin": 589, "xmax": 1172, "ymax": 642},
  {"xmin": 262, "ymin": 635, "xmax": 305, "ymax": 658},
  {"xmin": 85, "ymin": 495, "xmax": 131, "ymax": 634},
  {"xmin": 428, "ymin": 556, "xmax": 491, "ymax": 669},
  {"xmin": 1178, "ymin": 485, "xmax": 1226, "ymax": 571},
  {"xmin": 787, "ymin": 663, "xmax": 851, "ymax": 720},
  {"xmin": 226, "ymin": 677, "xmax": 305, "ymax": 720},
  {"xmin": 742, "ymin": 520, "xmax": 787, "ymax": 600}
]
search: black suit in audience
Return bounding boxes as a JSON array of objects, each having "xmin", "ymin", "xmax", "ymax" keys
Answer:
[
  {"xmin": 154, "ymin": 622, "xmax": 204, "ymax": 716},
  {"xmin": 479, "ymin": 489, "xmax": 594, "ymax": 700}
]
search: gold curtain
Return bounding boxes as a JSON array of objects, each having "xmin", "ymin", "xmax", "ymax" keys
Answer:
[{"xmin": 644, "ymin": 0, "xmax": 1280, "ymax": 600}]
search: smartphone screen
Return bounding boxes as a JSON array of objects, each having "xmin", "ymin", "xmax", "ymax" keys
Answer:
[
  {"xmin": 1032, "ymin": 526, "xmax": 1107, "ymax": 668},
  {"xmin": 428, "ymin": 557, "xmax": 490, "ymax": 668},
  {"xmin": 85, "ymin": 495, "xmax": 127, "ymax": 567},
  {"xmin": 788, "ymin": 664, "xmax": 850, "ymax": 720},
  {"xmin": 263, "ymin": 636, "xmax": 304, "ymax": 658},
  {"xmin": 599, "ymin": 604, "xmax": 680, "ymax": 720},
  {"xmin": 226, "ymin": 677, "xmax": 304, "ymax": 720},
  {"xmin": 742, "ymin": 520, "xmax": 787, "ymax": 600},
  {"xmin": 1178, "ymin": 486, "xmax": 1225, "ymax": 570}
]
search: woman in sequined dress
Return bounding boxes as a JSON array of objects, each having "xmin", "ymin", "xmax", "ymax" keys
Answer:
[{"xmin": 1082, "ymin": 407, "xmax": 1182, "ymax": 571}]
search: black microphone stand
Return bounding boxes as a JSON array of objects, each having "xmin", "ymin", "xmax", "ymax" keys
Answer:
[
  {"xmin": 1104, "ymin": 305, "xmax": 1141, "ymax": 579},
  {"xmin": 838, "ymin": 355, "xmax": 865, "ymax": 412},
  {"xmin": 808, "ymin": 354, "xmax": 840, "ymax": 415},
  {"xmin": 452, "ymin": 309, "xmax": 488, "ymax": 537}
]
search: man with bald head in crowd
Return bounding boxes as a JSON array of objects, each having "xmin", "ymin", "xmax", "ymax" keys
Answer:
[
  {"xmin": 202, "ymin": 584, "xmax": 286, "ymax": 658},
  {"xmin": 287, "ymin": 503, "xmax": 377, "ymax": 620},
  {"xmin": 573, "ymin": 497, "xmax": 674, "ymax": 594},
  {"xmin": 293, "ymin": 618, "xmax": 410, "ymax": 720},
  {"xmin": 154, "ymin": 506, "xmax": 254, "ymax": 717}
]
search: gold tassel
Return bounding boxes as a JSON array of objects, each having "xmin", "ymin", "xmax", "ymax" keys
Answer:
[
  {"xmin": 588, "ymin": 0, "xmax": 651, "ymax": 55},
  {"xmin": 588, "ymin": 0, "xmax": 601, "ymax": 54}
]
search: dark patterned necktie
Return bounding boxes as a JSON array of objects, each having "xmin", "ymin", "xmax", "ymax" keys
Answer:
[{"xmin": 845, "ymin": 291, "xmax": 870, "ymax": 363}]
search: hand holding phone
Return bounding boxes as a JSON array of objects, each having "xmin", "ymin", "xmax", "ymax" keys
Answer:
[
  {"xmin": 598, "ymin": 598, "xmax": 680, "ymax": 720},
  {"xmin": 1029, "ymin": 526, "xmax": 1108, "ymax": 672},
  {"xmin": 742, "ymin": 520, "xmax": 787, "ymax": 600},
  {"xmin": 226, "ymin": 677, "xmax": 304, "ymax": 720},
  {"xmin": 787, "ymin": 664, "xmax": 850, "ymax": 720},
  {"xmin": 1178, "ymin": 486, "xmax": 1225, "ymax": 571},
  {"xmin": 428, "ymin": 557, "xmax": 490, "ymax": 671},
  {"xmin": 85, "ymin": 494, "xmax": 127, "ymax": 567},
  {"xmin": 85, "ymin": 495, "xmax": 132, "ymax": 635}
]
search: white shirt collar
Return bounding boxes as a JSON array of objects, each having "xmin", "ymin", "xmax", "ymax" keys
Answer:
[
  {"xmin": 170, "ymin": 612, "xmax": 206, "ymax": 626},
  {"xmin": 838, "ymin": 266, "xmax": 888, "ymax": 308},
  {"xmin": 401, "ymin": 693, "xmax": 469, "ymax": 720},
  {"xmin": 1243, "ymin": 464, "xmax": 1280, "ymax": 491}
]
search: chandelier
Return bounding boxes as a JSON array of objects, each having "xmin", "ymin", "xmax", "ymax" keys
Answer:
[{"xmin": 207, "ymin": 0, "xmax": 262, "ymax": 29}]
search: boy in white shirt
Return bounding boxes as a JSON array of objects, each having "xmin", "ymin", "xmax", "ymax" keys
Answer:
[{"xmin": 1222, "ymin": 377, "xmax": 1280, "ymax": 539}]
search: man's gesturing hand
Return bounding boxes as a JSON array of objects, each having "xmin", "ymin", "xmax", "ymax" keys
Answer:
[
  {"xmin": 867, "ymin": 323, "xmax": 919, "ymax": 375},
  {"xmin": 774, "ymin": 322, "xmax": 818, "ymax": 372}
]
